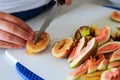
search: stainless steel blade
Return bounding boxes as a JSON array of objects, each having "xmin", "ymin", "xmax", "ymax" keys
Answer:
[{"xmin": 33, "ymin": 3, "xmax": 59, "ymax": 44}]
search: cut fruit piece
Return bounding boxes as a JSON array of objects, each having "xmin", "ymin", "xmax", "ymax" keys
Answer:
[
  {"xmin": 51, "ymin": 37, "xmax": 74, "ymax": 58},
  {"xmin": 101, "ymin": 68, "xmax": 120, "ymax": 80},
  {"xmin": 70, "ymin": 38, "xmax": 98, "ymax": 68},
  {"xmin": 68, "ymin": 37, "xmax": 87, "ymax": 63},
  {"xmin": 65, "ymin": 62, "xmax": 88, "ymax": 80},
  {"xmin": 26, "ymin": 32, "xmax": 50, "ymax": 54},
  {"xmin": 97, "ymin": 41, "xmax": 120, "ymax": 54},
  {"xmin": 79, "ymin": 26, "xmax": 91, "ymax": 37},
  {"xmin": 95, "ymin": 26, "xmax": 111, "ymax": 46},
  {"xmin": 97, "ymin": 56, "xmax": 109, "ymax": 71},
  {"xmin": 79, "ymin": 71, "xmax": 103, "ymax": 80},
  {"xmin": 110, "ymin": 11, "xmax": 120, "ymax": 22},
  {"xmin": 90, "ymin": 25, "xmax": 99, "ymax": 37},
  {"xmin": 87, "ymin": 54, "xmax": 103, "ymax": 74},
  {"xmin": 108, "ymin": 61, "xmax": 120, "ymax": 69},
  {"xmin": 110, "ymin": 48, "xmax": 120, "ymax": 62}
]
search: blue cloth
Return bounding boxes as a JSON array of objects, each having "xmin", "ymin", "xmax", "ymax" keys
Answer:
[{"xmin": 11, "ymin": 0, "xmax": 55, "ymax": 21}]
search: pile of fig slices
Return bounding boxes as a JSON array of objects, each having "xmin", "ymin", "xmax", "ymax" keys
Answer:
[{"xmin": 51, "ymin": 25, "xmax": 120, "ymax": 80}]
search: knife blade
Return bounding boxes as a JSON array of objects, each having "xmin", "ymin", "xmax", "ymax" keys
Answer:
[{"xmin": 33, "ymin": 0, "xmax": 65, "ymax": 44}]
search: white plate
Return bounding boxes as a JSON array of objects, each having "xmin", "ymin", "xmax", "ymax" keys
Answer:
[{"xmin": 5, "ymin": 3, "xmax": 120, "ymax": 80}]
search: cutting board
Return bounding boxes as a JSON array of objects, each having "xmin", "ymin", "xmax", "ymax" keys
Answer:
[{"xmin": 5, "ymin": 3, "xmax": 120, "ymax": 80}]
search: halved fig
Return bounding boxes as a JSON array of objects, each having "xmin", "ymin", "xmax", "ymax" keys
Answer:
[
  {"xmin": 65, "ymin": 62, "xmax": 88, "ymax": 80},
  {"xmin": 51, "ymin": 37, "xmax": 74, "ymax": 58},
  {"xmin": 97, "ymin": 41, "xmax": 120, "ymax": 54},
  {"xmin": 70, "ymin": 38, "xmax": 98, "ymax": 68},
  {"xmin": 101, "ymin": 68, "xmax": 120, "ymax": 80},
  {"xmin": 68, "ymin": 37, "xmax": 87, "ymax": 63},
  {"xmin": 108, "ymin": 61, "xmax": 120, "ymax": 69},
  {"xmin": 26, "ymin": 32, "xmax": 50, "ymax": 54},
  {"xmin": 110, "ymin": 11, "xmax": 120, "ymax": 22},
  {"xmin": 95, "ymin": 26, "xmax": 111, "ymax": 46},
  {"xmin": 110, "ymin": 48, "xmax": 120, "ymax": 62}
]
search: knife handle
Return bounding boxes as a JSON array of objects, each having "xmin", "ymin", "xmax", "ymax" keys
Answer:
[
  {"xmin": 58, "ymin": 0, "xmax": 65, "ymax": 5},
  {"xmin": 16, "ymin": 62, "xmax": 44, "ymax": 80}
]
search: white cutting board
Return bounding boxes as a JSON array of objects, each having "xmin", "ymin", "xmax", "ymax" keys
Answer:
[{"xmin": 5, "ymin": 3, "xmax": 120, "ymax": 80}]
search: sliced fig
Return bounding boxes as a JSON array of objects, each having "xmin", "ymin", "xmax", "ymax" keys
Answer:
[
  {"xmin": 101, "ymin": 68, "xmax": 120, "ymax": 80},
  {"xmin": 79, "ymin": 71, "xmax": 103, "ymax": 80},
  {"xmin": 74, "ymin": 28, "xmax": 82, "ymax": 40},
  {"xmin": 110, "ymin": 48, "xmax": 120, "ymax": 62},
  {"xmin": 26, "ymin": 32, "xmax": 50, "ymax": 54},
  {"xmin": 79, "ymin": 26, "xmax": 90, "ymax": 37},
  {"xmin": 112, "ymin": 31, "xmax": 120, "ymax": 41},
  {"xmin": 51, "ymin": 37, "xmax": 74, "ymax": 58},
  {"xmin": 69, "ymin": 38, "xmax": 98, "ymax": 68},
  {"xmin": 95, "ymin": 26, "xmax": 111, "ymax": 46},
  {"xmin": 110, "ymin": 11, "xmax": 120, "ymax": 22},
  {"xmin": 65, "ymin": 62, "xmax": 88, "ymax": 80},
  {"xmin": 97, "ymin": 41, "xmax": 120, "ymax": 54},
  {"xmin": 87, "ymin": 54, "xmax": 103, "ymax": 74},
  {"xmin": 108, "ymin": 61, "xmax": 120, "ymax": 69},
  {"xmin": 90, "ymin": 25, "xmax": 99, "ymax": 36},
  {"xmin": 68, "ymin": 37, "xmax": 87, "ymax": 63},
  {"xmin": 97, "ymin": 56, "xmax": 109, "ymax": 71}
]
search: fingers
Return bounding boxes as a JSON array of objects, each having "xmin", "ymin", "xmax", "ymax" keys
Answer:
[
  {"xmin": 65, "ymin": 0, "xmax": 72, "ymax": 5},
  {"xmin": 0, "ymin": 12, "xmax": 35, "ymax": 48},
  {"xmin": 0, "ymin": 40, "xmax": 23, "ymax": 48},
  {"xmin": 0, "ymin": 30, "xmax": 25, "ymax": 45},
  {"xmin": 0, "ymin": 19, "xmax": 34, "ymax": 41},
  {"xmin": 0, "ymin": 12, "xmax": 34, "ymax": 34}
]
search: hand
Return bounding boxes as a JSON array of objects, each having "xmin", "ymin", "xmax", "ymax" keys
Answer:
[
  {"xmin": 55, "ymin": 0, "xmax": 72, "ymax": 5},
  {"xmin": 0, "ymin": 12, "xmax": 35, "ymax": 48}
]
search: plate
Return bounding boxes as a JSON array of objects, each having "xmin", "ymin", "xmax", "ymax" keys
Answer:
[{"xmin": 5, "ymin": 3, "xmax": 120, "ymax": 80}]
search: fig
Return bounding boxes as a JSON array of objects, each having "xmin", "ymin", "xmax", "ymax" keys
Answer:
[
  {"xmin": 111, "ymin": 32, "xmax": 120, "ymax": 41},
  {"xmin": 90, "ymin": 25, "xmax": 99, "ymax": 36},
  {"xmin": 65, "ymin": 62, "xmax": 88, "ymax": 80},
  {"xmin": 74, "ymin": 28, "xmax": 82, "ymax": 40},
  {"xmin": 108, "ymin": 61, "xmax": 120, "ymax": 69},
  {"xmin": 97, "ymin": 56, "xmax": 109, "ymax": 71},
  {"xmin": 101, "ymin": 68, "xmax": 120, "ymax": 80},
  {"xmin": 69, "ymin": 38, "xmax": 98, "ymax": 68},
  {"xmin": 110, "ymin": 11, "xmax": 120, "ymax": 22},
  {"xmin": 79, "ymin": 71, "xmax": 103, "ymax": 80},
  {"xmin": 87, "ymin": 54, "xmax": 103, "ymax": 74},
  {"xmin": 110, "ymin": 48, "xmax": 120, "ymax": 62},
  {"xmin": 68, "ymin": 37, "xmax": 87, "ymax": 63},
  {"xmin": 26, "ymin": 32, "xmax": 50, "ymax": 54},
  {"xmin": 79, "ymin": 26, "xmax": 90, "ymax": 37},
  {"xmin": 95, "ymin": 26, "xmax": 111, "ymax": 46},
  {"xmin": 51, "ymin": 37, "xmax": 74, "ymax": 58},
  {"xmin": 97, "ymin": 41, "xmax": 120, "ymax": 54}
]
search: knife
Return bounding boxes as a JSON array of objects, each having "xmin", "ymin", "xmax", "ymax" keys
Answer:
[{"xmin": 33, "ymin": 0, "xmax": 65, "ymax": 44}]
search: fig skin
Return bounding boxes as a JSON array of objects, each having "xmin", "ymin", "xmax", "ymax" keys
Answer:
[
  {"xmin": 110, "ymin": 11, "xmax": 120, "ymax": 22},
  {"xmin": 51, "ymin": 37, "xmax": 74, "ymax": 58},
  {"xmin": 26, "ymin": 32, "xmax": 50, "ymax": 54}
]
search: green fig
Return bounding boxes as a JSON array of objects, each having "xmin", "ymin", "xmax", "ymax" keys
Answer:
[
  {"xmin": 90, "ymin": 25, "xmax": 99, "ymax": 36},
  {"xmin": 79, "ymin": 26, "xmax": 90, "ymax": 37}
]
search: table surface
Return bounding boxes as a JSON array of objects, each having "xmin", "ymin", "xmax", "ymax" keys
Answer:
[{"xmin": 0, "ymin": 0, "xmax": 117, "ymax": 80}]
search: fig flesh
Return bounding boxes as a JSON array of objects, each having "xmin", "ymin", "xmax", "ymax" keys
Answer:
[
  {"xmin": 68, "ymin": 37, "xmax": 87, "ymax": 63},
  {"xmin": 110, "ymin": 11, "xmax": 120, "ymax": 22},
  {"xmin": 70, "ymin": 38, "xmax": 98, "ymax": 68},
  {"xmin": 97, "ymin": 41, "xmax": 120, "ymax": 54},
  {"xmin": 110, "ymin": 48, "xmax": 120, "ymax": 62},
  {"xmin": 51, "ymin": 37, "xmax": 74, "ymax": 58},
  {"xmin": 95, "ymin": 26, "xmax": 111, "ymax": 46},
  {"xmin": 26, "ymin": 32, "xmax": 50, "ymax": 54}
]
